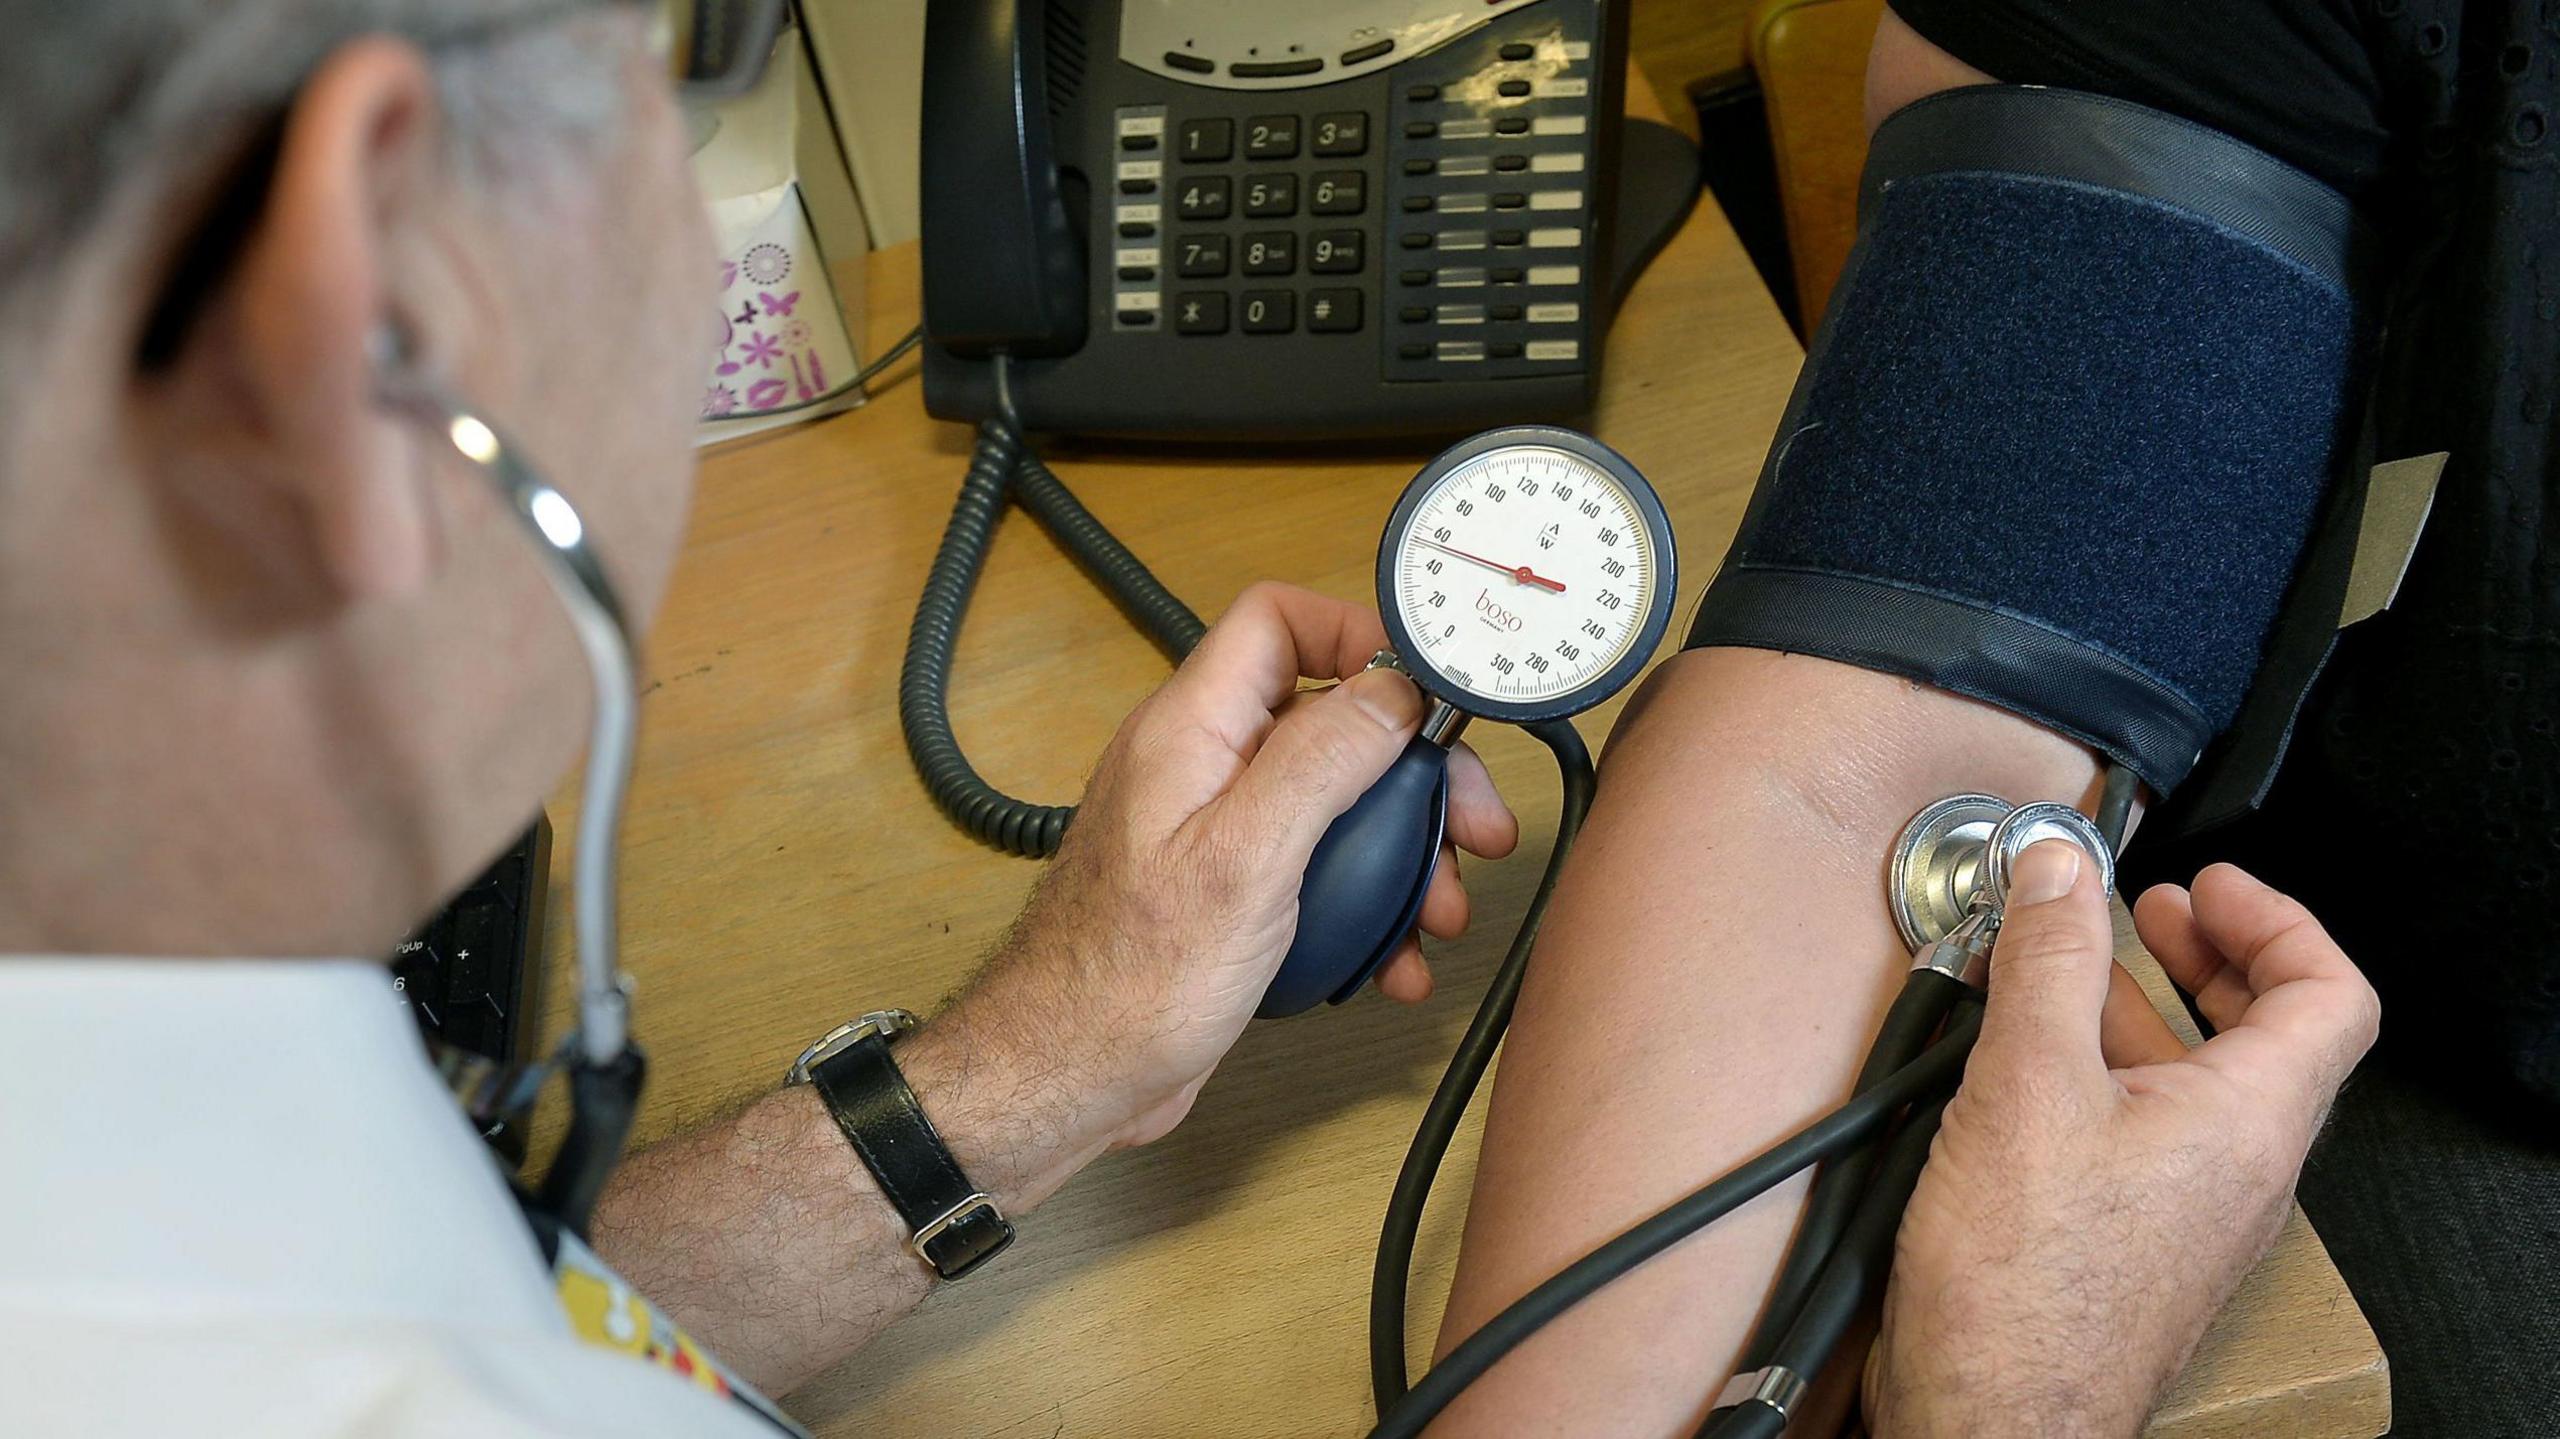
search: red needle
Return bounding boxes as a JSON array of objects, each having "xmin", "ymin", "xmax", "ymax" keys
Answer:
[{"xmin": 1420, "ymin": 538, "xmax": 1567, "ymax": 593}]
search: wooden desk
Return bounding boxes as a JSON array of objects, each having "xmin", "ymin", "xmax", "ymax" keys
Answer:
[{"xmin": 536, "ymin": 113, "xmax": 2385, "ymax": 1439}]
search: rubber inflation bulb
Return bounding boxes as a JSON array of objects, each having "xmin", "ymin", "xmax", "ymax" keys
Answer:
[{"xmin": 1258, "ymin": 737, "xmax": 1450, "ymax": 1018}]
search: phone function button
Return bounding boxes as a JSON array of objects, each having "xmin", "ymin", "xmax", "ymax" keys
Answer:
[
  {"xmin": 1176, "ymin": 175, "xmax": 1232, "ymax": 220},
  {"xmin": 1398, "ymin": 341, "xmax": 1432, "ymax": 359},
  {"xmin": 1491, "ymin": 192, "xmax": 1527, "ymax": 209},
  {"xmin": 1178, "ymin": 118, "xmax": 1233, "ymax": 163},
  {"xmin": 1406, "ymin": 83, "xmax": 1441, "ymax": 102},
  {"xmin": 1399, "ymin": 268, "xmax": 1433, "ymax": 287},
  {"xmin": 1399, "ymin": 231, "xmax": 1435, "ymax": 250},
  {"xmin": 1233, "ymin": 57, "xmax": 1323, "ymax": 79},
  {"xmin": 1240, "ymin": 231, "xmax": 1297, "ymax": 275},
  {"xmin": 1490, "ymin": 266, "xmax": 1526, "ymax": 283},
  {"xmin": 1242, "ymin": 173, "xmax": 1299, "ymax": 218},
  {"xmin": 1498, "ymin": 42, "xmax": 1536, "ymax": 61},
  {"xmin": 1312, "ymin": 112, "xmax": 1369, "ymax": 156},
  {"xmin": 1399, "ymin": 305, "xmax": 1430, "ymax": 322},
  {"xmin": 1492, "ymin": 228, "xmax": 1526, "ymax": 247},
  {"xmin": 1244, "ymin": 115, "xmax": 1300, "ymax": 159},
  {"xmin": 1307, "ymin": 289, "xmax": 1362, "ymax": 332},
  {"xmin": 1115, "ymin": 265, "xmax": 1156, "ymax": 282},
  {"xmin": 1308, "ymin": 229, "xmax": 1363, "ymax": 274},
  {"xmin": 1342, "ymin": 38, "xmax": 1394, "ymax": 66},
  {"xmin": 1496, "ymin": 79, "xmax": 1532, "ymax": 98},
  {"xmin": 1175, "ymin": 233, "xmax": 1231, "ymax": 278},
  {"xmin": 1402, "ymin": 195, "xmax": 1434, "ymax": 213},
  {"xmin": 1172, "ymin": 292, "xmax": 1228, "ymax": 335},
  {"xmin": 1115, "ymin": 308, "xmax": 1158, "ymax": 327},
  {"xmin": 1405, "ymin": 120, "xmax": 1438, "ymax": 139},
  {"xmin": 1120, "ymin": 133, "xmax": 1161, "ymax": 152},
  {"xmin": 1118, "ymin": 178, "xmax": 1158, "ymax": 196},
  {"xmin": 1402, "ymin": 158, "xmax": 1437, "ymax": 176},
  {"xmin": 1490, "ymin": 303, "xmax": 1524, "ymax": 321},
  {"xmin": 1163, "ymin": 51, "xmax": 1213, "ymax": 75},
  {"xmin": 1495, "ymin": 117, "xmax": 1531, "ymax": 136},
  {"xmin": 1309, "ymin": 171, "xmax": 1364, "ymax": 215},
  {"xmin": 1488, "ymin": 340, "xmax": 1524, "ymax": 359},
  {"xmin": 1493, "ymin": 154, "xmax": 1529, "ymax": 172},
  {"xmin": 1117, "ymin": 221, "xmax": 1159, "ymax": 239},
  {"xmin": 1240, "ymin": 290, "xmax": 1296, "ymax": 333}
]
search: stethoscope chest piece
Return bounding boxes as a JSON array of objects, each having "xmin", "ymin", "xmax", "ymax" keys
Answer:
[{"xmin": 1889, "ymin": 793, "xmax": 2012, "ymax": 949}]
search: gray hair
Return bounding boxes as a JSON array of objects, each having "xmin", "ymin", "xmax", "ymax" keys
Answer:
[{"xmin": 0, "ymin": 0, "xmax": 632, "ymax": 317}]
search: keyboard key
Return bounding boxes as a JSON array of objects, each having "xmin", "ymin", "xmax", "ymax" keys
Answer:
[
  {"xmin": 1173, "ymin": 291, "xmax": 1229, "ymax": 334},
  {"xmin": 1241, "ymin": 290, "xmax": 1295, "ymax": 333},
  {"xmin": 1307, "ymin": 288, "xmax": 1362, "ymax": 332},
  {"xmin": 1242, "ymin": 173, "xmax": 1298, "ymax": 217},
  {"xmin": 1310, "ymin": 170, "xmax": 1365, "ymax": 215},
  {"xmin": 1244, "ymin": 114, "xmax": 1300, "ymax": 159},
  {"xmin": 1312, "ymin": 111, "xmax": 1369, "ymax": 156},
  {"xmin": 1175, "ymin": 175, "xmax": 1232, "ymax": 220},
  {"xmin": 1175, "ymin": 232, "xmax": 1231, "ymax": 277},
  {"xmin": 1241, "ymin": 231, "xmax": 1297, "ymax": 275},
  {"xmin": 1309, "ymin": 228, "xmax": 1365, "ymax": 273},
  {"xmin": 1178, "ymin": 118, "xmax": 1233, "ymax": 162}
]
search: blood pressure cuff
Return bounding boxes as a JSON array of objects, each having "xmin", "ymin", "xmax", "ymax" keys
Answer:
[{"xmin": 1687, "ymin": 86, "xmax": 2371, "ymax": 794}]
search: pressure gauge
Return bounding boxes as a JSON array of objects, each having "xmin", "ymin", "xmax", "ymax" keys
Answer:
[{"xmin": 1377, "ymin": 426, "xmax": 1678, "ymax": 724}]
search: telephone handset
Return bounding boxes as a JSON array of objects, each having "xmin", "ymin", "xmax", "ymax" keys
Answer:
[{"xmin": 919, "ymin": 0, "xmax": 1645, "ymax": 438}]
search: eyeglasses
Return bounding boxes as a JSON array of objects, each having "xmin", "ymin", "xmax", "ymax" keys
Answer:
[{"xmin": 651, "ymin": 0, "xmax": 790, "ymax": 100}]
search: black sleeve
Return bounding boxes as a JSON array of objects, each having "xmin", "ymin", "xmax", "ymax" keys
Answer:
[{"xmin": 1886, "ymin": 0, "xmax": 2396, "ymax": 206}]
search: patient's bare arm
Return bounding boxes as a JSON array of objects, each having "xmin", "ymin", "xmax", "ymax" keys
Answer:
[{"xmin": 1428, "ymin": 646, "xmax": 2103, "ymax": 1435}]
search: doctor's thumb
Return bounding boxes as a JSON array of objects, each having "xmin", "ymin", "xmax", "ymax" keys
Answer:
[
  {"xmin": 1222, "ymin": 668, "xmax": 1425, "ymax": 853},
  {"xmin": 1974, "ymin": 839, "xmax": 2118, "ymax": 1081}
]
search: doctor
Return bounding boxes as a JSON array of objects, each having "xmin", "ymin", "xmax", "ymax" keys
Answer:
[{"xmin": 0, "ymin": 2, "xmax": 2376, "ymax": 1435}]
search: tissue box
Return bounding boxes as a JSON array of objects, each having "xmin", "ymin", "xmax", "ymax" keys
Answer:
[{"xmin": 690, "ymin": 14, "xmax": 871, "ymax": 445}]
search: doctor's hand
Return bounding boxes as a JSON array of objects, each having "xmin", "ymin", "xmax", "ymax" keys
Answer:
[
  {"xmin": 901, "ymin": 582, "xmax": 1517, "ymax": 1207},
  {"xmin": 1866, "ymin": 845, "xmax": 2379, "ymax": 1439}
]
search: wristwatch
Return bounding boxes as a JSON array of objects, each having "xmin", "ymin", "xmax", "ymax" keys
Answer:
[{"xmin": 784, "ymin": 1009, "xmax": 1015, "ymax": 1280}]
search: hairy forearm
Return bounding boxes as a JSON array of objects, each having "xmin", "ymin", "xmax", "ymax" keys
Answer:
[
  {"xmin": 588, "ymin": 991, "xmax": 1108, "ymax": 1397},
  {"xmin": 1429, "ymin": 647, "xmax": 2104, "ymax": 1435}
]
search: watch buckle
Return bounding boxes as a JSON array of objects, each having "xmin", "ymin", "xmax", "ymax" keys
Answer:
[{"xmin": 911, "ymin": 1191, "xmax": 1002, "ymax": 1261}]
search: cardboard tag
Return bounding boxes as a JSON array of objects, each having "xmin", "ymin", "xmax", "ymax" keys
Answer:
[{"xmin": 2337, "ymin": 451, "xmax": 2447, "ymax": 628}]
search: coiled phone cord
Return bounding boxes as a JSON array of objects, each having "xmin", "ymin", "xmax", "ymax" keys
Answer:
[
  {"xmin": 1369, "ymin": 717, "xmax": 1597, "ymax": 1411},
  {"xmin": 898, "ymin": 352, "xmax": 1206, "ymax": 856}
]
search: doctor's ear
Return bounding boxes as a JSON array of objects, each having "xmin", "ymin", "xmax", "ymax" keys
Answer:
[{"xmin": 146, "ymin": 36, "xmax": 485, "ymax": 604}]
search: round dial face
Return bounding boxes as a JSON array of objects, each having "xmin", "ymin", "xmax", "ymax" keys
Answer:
[{"xmin": 1387, "ymin": 445, "xmax": 1663, "ymax": 711}]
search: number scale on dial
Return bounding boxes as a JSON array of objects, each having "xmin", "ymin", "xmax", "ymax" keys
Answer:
[{"xmin": 1392, "ymin": 447, "xmax": 1657, "ymax": 704}]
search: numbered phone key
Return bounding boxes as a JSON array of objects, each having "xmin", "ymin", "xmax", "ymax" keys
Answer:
[
  {"xmin": 1311, "ymin": 111, "xmax": 1369, "ymax": 156},
  {"xmin": 1177, "ymin": 118, "xmax": 1233, "ymax": 162},
  {"xmin": 1244, "ymin": 115, "xmax": 1300, "ymax": 159},
  {"xmin": 1242, "ymin": 173, "xmax": 1299, "ymax": 218},
  {"xmin": 1309, "ymin": 170, "xmax": 1366, "ymax": 216},
  {"xmin": 1240, "ymin": 290, "xmax": 1296, "ymax": 333},
  {"xmin": 1240, "ymin": 231, "xmax": 1297, "ymax": 276},
  {"xmin": 1174, "ymin": 175, "xmax": 1231, "ymax": 220},
  {"xmin": 1175, "ymin": 233, "xmax": 1231, "ymax": 278},
  {"xmin": 1309, "ymin": 229, "xmax": 1365, "ymax": 274}
]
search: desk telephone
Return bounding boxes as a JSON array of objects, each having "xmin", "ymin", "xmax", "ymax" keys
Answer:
[{"xmin": 917, "ymin": 0, "xmax": 1682, "ymax": 437}]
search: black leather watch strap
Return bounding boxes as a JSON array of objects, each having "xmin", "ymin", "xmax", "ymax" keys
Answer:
[{"xmin": 806, "ymin": 1029, "xmax": 1014, "ymax": 1280}]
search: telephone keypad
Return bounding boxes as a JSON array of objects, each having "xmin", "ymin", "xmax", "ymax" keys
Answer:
[
  {"xmin": 1178, "ymin": 118, "xmax": 1233, "ymax": 162},
  {"xmin": 1176, "ymin": 175, "xmax": 1232, "ymax": 220},
  {"xmin": 1240, "ymin": 291, "xmax": 1295, "ymax": 333},
  {"xmin": 1243, "ymin": 116, "xmax": 1300, "ymax": 159},
  {"xmin": 1240, "ymin": 231, "xmax": 1297, "ymax": 276},
  {"xmin": 1106, "ymin": 0, "xmax": 1600, "ymax": 351}
]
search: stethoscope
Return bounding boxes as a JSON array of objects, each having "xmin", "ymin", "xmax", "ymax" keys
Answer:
[{"xmin": 380, "ymin": 345, "xmax": 644, "ymax": 1239}]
